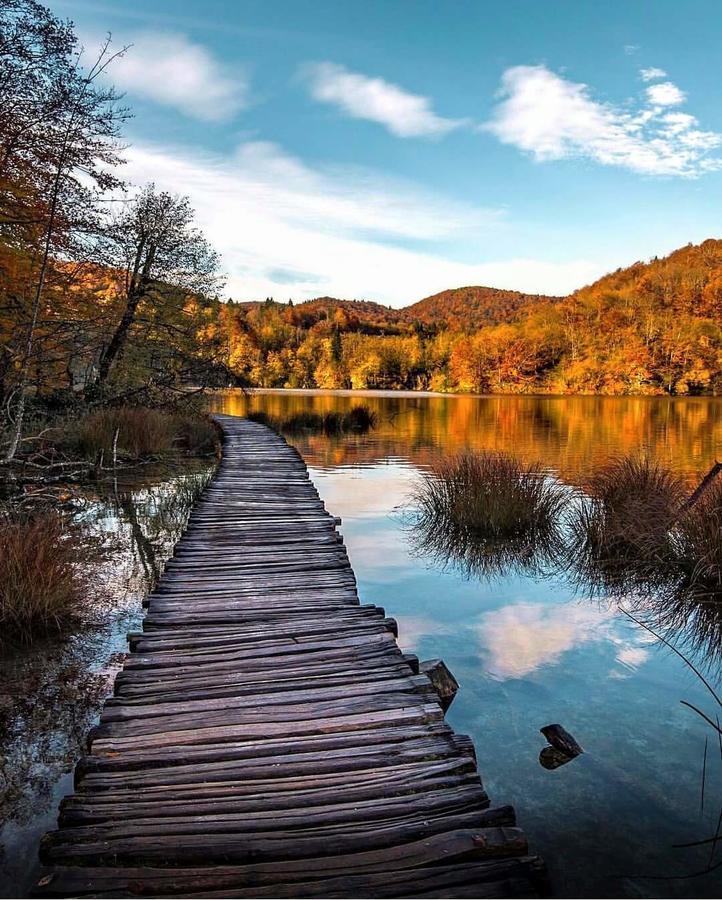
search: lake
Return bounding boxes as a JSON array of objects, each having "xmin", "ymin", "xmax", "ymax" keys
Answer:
[{"xmin": 208, "ymin": 389, "xmax": 722, "ymax": 899}]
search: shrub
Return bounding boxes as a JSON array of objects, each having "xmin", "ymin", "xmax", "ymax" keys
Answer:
[
  {"xmin": 569, "ymin": 455, "xmax": 685, "ymax": 589},
  {"xmin": 410, "ymin": 451, "xmax": 566, "ymax": 577},
  {"xmin": 676, "ymin": 479, "xmax": 722, "ymax": 591},
  {"xmin": 0, "ymin": 508, "xmax": 91, "ymax": 643}
]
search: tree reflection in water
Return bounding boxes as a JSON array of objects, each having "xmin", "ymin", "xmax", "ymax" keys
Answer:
[{"xmin": 0, "ymin": 468, "xmax": 213, "ymax": 895}]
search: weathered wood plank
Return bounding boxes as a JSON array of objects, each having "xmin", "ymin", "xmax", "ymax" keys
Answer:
[{"xmin": 35, "ymin": 853, "xmax": 544, "ymax": 897}]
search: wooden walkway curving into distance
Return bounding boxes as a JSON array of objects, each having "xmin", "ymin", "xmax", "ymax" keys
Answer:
[{"xmin": 35, "ymin": 415, "xmax": 545, "ymax": 898}]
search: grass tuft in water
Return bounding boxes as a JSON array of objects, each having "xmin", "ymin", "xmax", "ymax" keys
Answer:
[
  {"xmin": 0, "ymin": 507, "xmax": 93, "ymax": 644},
  {"xmin": 344, "ymin": 405, "xmax": 377, "ymax": 431},
  {"xmin": 279, "ymin": 411, "xmax": 324, "ymax": 434},
  {"xmin": 410, "ymin": 451, "xmax": 566, "ymax": 578},
  {"xmin": 258, "ymin": 404, "xmax": 378, "ymax": 437},
  {"xmin": 568, "ymin": 454, "xmax": 685, "ymax": 590}
]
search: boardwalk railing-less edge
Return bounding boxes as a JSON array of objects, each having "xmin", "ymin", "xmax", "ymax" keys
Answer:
[{"xmin": 35, "ymin": 415, "xmax": 546, "ymax": 899}]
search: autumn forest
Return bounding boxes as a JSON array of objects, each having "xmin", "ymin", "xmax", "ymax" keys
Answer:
[{"xmin": 213, "ymin": 243, "xmax": 722, "ymax": 396}]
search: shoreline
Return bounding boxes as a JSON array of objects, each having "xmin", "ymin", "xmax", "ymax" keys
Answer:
[{"xmin": 217, "ymin": 387, "xmax": 722, "ymax": 403}]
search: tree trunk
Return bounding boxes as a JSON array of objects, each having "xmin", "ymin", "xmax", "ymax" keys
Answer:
[
  {"xmin": 97, "ymin": 243, "xmax": 155, "ymax": 386},
  {"xmin": 97, "ymin": 288, "xmax": 144, "ymax": 384},
  {"xmin": 4, "ymin": 158, "xmax": 63, "ymax": 460}
]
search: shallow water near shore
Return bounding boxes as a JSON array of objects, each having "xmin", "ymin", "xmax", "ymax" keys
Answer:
[
  {"xmin": 0, "ymin": 468, "xmax": 214, "ymax": 898},
  {"xmin": 209, "ymin": 389, "xmax": 722, "ymax": 898}
]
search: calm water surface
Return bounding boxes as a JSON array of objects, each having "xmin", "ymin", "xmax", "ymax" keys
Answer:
[
  {"xmin": 209, "ymin": 389, "xmax": 722, "ymax": 899},
  {"xmin": 0, "ymin": 469, "xmax": 213, "ymax": 898}
]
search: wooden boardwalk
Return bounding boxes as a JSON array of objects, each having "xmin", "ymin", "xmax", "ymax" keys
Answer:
[{"xmin": 35, "ymin": 415, "xmax": 545, "ymax": 898}]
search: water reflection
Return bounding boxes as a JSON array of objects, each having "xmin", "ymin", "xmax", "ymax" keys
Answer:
[
  {"xmin": 207, "ymin": 389, "xmax": 722, "ymax": 897},
  {"xmin": 209, "ymin": 389, "xmax": 722, "ymax": 482},
  {"xmin": 408, "ymin": 513, "xmax": 554, "ymax": 581},
  {"xmin": 0, "ymin": 468, "xmax": 213, "ymax": 898},
  {"xmin": 477, "ymin": 602, "xmax": 616, "ymax": 680}
]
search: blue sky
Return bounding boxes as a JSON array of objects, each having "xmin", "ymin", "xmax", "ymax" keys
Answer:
[{"xmin": 52, "ymin": 0, "xmax": 722, "ymax": 306}]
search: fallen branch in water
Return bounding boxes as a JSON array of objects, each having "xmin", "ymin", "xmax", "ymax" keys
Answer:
[{"xmin": 680, "ymin": 461, "xmax": 722, "ymax": 515}]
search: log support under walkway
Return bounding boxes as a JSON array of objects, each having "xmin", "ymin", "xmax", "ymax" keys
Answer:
[{"xmin": 34, "ymin": 414, "xmax": 545, "ymax": 898}]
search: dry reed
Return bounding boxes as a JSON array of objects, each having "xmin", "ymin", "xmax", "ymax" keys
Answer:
[{"xmin": 0, "ymin": 508, "xmax": 91, "ymax": 643}]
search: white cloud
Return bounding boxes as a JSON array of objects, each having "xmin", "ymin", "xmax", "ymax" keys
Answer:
[
  {"xmin": 477, "ymin": 602, "xmax": 654, "ymax": 680},
  {"xmin": 484, "ymin": 65, "xmax": 722, "ymax": 177},
  {"xmin": 477, "ymin": 602, "xmax": 614, "ymax": 679},
  {"xmin": 121, "ymin": 139, "xmax": 600, "ymax": 304},
  {"xmin": 640, "ymin": 67, "xmax": 667, "ymax": 82},
  {"xmin": 301, "ymin": 62, "xmax": 465, "ymax": 138},
  {"xmin": 646, "ymin": 81, "xmax": 686, "ymax": 106},
  {"xmin": 109, "ymin": 32, "xmax": 247, "ymax": 121},
  {"xmin": 615, "ymin": 646, "xmax": 650, "ymax": 670}
]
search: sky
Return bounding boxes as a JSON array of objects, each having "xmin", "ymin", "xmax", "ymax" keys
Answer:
[{"xmin": 50, "ymin": 0, "xmax": 722, "ymax": 306}]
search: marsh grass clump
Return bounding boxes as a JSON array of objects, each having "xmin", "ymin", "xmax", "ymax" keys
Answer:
[
  {"xmin": 675, "ymin": 479, "xmax": 722, "ymax": 592},
  {"xmin": 0, "ymin": 507, "xmax": 92, "ymax": 643},
  {"xmin": 344, "ymin": 405, "xmax": 377, "ymax": 432},
  {"xmin": 568, "ymin": 455, "xmax": 685, "ymax": 591},
  {"xmin": 276, "ymin": 404, "xmax": 377, "ymax": 436},
  {"xmin": 280, "ymin": 411, "xmax": 325, "ymax": 434},
  {"xmin": 72, "ymin": 407, "xmax": 176, "ymax": 458},
  {"xmin": 322, "ymin": 411, "xmax": 345, "ymax": 433},
  {"xmin": 174, "ymin": 415, "xmax": 220, "ymax": 456},
  {"xmin": 417, "ymin": 451, "xmax": 565, "ymax": 539},
  {"xmin": 66, "ymin": 407, "xmax": 218, "ymax": 461},
  {"xmin": 411, "ymin": 451, "xmax": 566, "ymax": 578}
]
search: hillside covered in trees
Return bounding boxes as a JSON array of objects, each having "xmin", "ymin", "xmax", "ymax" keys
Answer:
[
  {"xmin": 6, "ymin": 232, "xmax": 722, "ymax": 404},
  {"xmin": 2, "ymin": 0, "xmax": 722, "ymax": 414},
  {"xmin": 211, "ymin": 240, "xmax": 722, "ymax": 395},
  {"xmin": 405, "ymin": 286, "xmax": 559, "ymax": 330}
]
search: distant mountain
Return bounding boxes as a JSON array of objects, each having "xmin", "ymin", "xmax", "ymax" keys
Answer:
[
  {"xmin": 292, "ymin": 297, "xmax": 406, "ymax": 331},
  {"xmin": 233, "ymin": 287, "xmax": 561, "ymax": 333},
  {"xmin": 405, "ymin": 286, "xmax": 562, "ymax": 330},
  {"xmin": 233, "ymin": 297, "xmax": 406, "ymax": 333}
]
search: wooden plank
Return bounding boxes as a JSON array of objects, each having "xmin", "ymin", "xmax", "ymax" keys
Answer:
[
  {"xmin": 35, "ymin": 853, "xmax": 544, "ymax": 897},
  {"xmin": 44, "ymin": 786, "xmax": 498, "ymax": 845},
  {"xmin": 76, "ymin": 739, "xmax": 470, "ymax": 787},
  {"xmin": 60, "ymin": 773, "xmax": 484, "ymax": 825},
  {"xmin": 88, "ymin": 704, "xmax": 446, "ymax": 752},
  {"xmin": 40, "ymin": 822, "xmax": 528, "ymax": 867}
]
